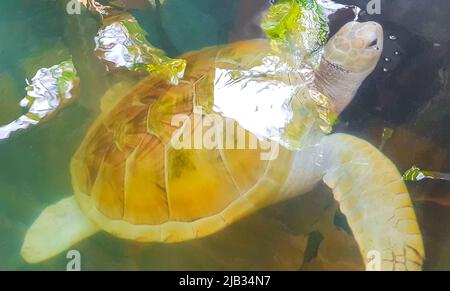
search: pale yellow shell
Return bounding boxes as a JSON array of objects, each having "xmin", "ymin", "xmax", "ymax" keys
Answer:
[{"xmin": 71, "ymin": 40, "xmax": 294, "ymax": 242}]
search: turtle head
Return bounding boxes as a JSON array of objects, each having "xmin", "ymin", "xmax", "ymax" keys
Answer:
[
  {"xmin": 324, "ymin": 21, "xmax": 383, "ymax": 73},
  {"xmin": 315, "ymin": 21, "xmax": 383, "ymax": 115}
]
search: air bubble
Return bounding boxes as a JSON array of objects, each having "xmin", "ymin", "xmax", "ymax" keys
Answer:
[
  {"xmin": 383, "ymin": 68, "xmax": 389, "ymax": 72},
  {"xmin": 389, "ymin": 35, "xmax": 398, "ymax": 40},
  {"xmin": 394, "ymin": 51, "xmax": 400, "ymax": 56},
  {"xmin": 384, "ymin": 57, "xmax": 391, "ymax": 62}
]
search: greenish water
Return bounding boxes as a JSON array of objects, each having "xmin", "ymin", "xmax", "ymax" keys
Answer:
[
  {"xmin": 0, "ymin": 0, "xmax": 449, "ymax": 271},
  {"xmin": 1, "ymin": 0, "xmax": 321, "ymax": 271}
]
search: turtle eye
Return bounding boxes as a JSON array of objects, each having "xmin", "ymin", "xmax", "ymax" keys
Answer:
[{"xmin": 367, "ymin": 39, "xmax": 378, "ymax": 48}]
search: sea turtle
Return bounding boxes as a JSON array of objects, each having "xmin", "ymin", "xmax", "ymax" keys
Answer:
[{"xmin": 21, "ymin": 20, "xmax": 425, "ymax": 270}]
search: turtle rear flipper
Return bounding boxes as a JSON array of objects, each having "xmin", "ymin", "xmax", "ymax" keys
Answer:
[
  {"xmin": 21, "ymin": 197, "xmax": 99, "ymax": 264},
  {"xmin": 321, "ymin": 134, "xmax": 425, "ymax": 271}
]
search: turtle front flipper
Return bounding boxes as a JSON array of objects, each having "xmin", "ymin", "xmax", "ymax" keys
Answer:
[
  {"xmin": 21, "ymin": 196, "xmax": 99, "ymax": 264},
  {"xmin": 320, "ymin": 133, "xmax": 425, "ymax": 271}
]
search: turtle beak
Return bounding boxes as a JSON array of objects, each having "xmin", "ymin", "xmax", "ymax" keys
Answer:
[{"xmin": 364, "ymin": 21, "xmax": 384, "ymax": 53}]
